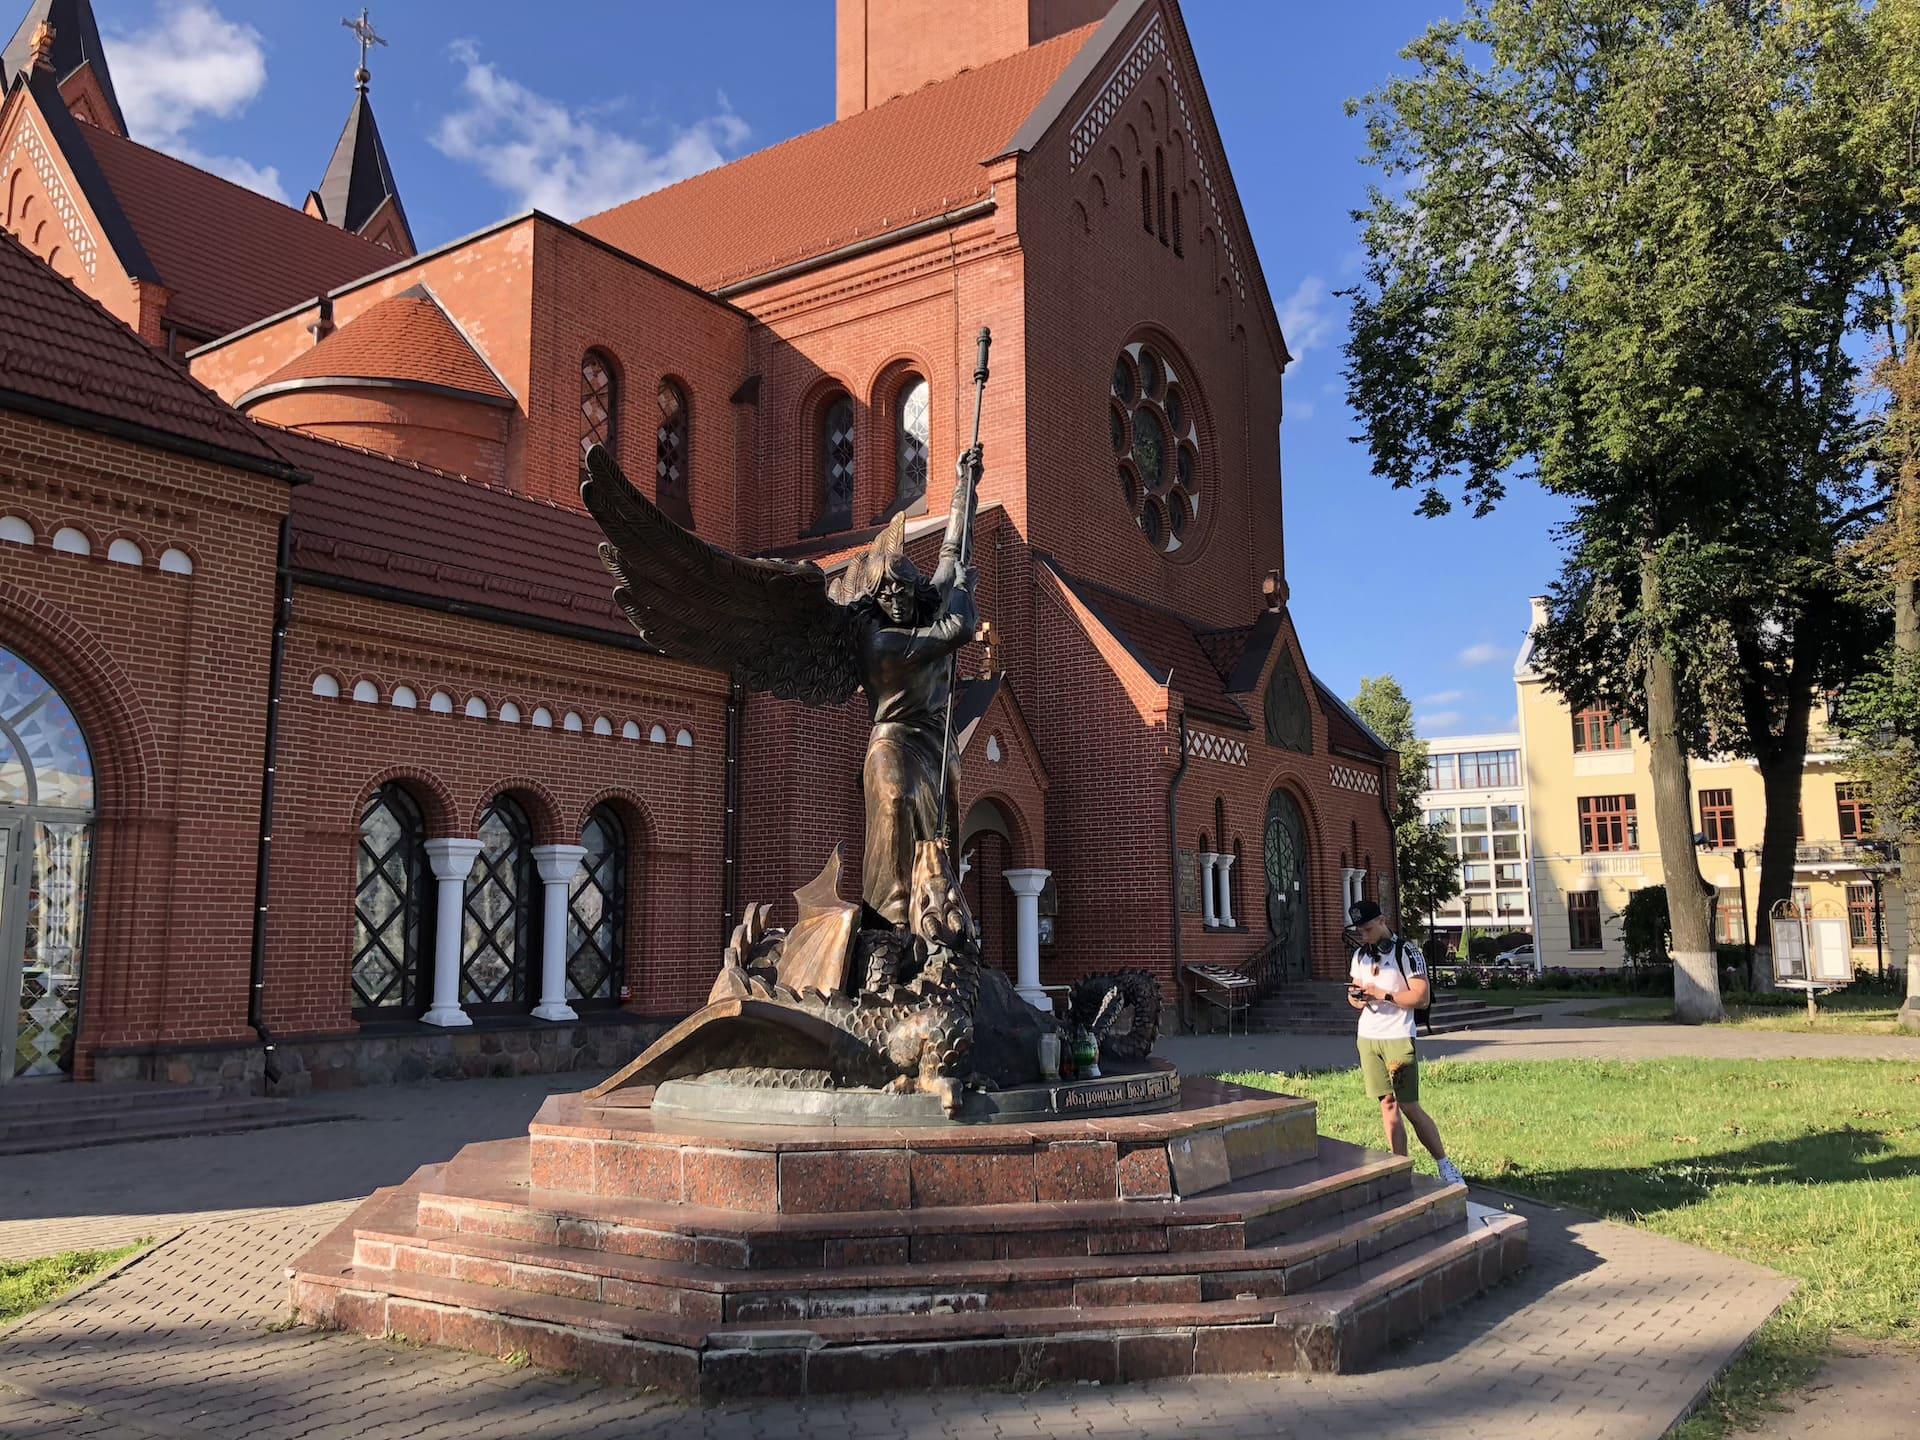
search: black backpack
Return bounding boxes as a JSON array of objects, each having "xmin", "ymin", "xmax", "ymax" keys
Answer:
[{"xmin": 1387, "ymin": 938, "xmax": 1433, "ymax": 1036}]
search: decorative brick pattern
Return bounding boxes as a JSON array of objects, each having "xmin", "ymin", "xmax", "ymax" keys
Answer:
[
  {"xmin": 1067, "ymin": 16, "xmax": 1167, "ymax": 170},
  {"xmin": 1186, "ymin": 728, "xmax": 1248, "ymax": 767},
  {"xmin": 3, "ymin": 113, "xmax": 98, "ymax": 276},
  {"xmin": 1330, "ymin": 764, "xmax": 1381, "ymax": 796}
]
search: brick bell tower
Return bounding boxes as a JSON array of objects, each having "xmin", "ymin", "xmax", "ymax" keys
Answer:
[{"xmin": 835, "ymin": 0, "xmax": 1114, "ymax": 118}]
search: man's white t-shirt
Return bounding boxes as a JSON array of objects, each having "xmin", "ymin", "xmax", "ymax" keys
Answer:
[{"xmin": 1350, "ymin": 941, "xmax": 1424, "ymax": 1040}]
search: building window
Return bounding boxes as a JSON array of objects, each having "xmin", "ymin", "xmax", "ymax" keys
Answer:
[
  {"xmin": 1573, "ymin": 708, "xmax": 1628, "ymax": 753},
  {"xmin": 655, "ymin": 379, "xmax": 693, "ymax": 528},
  {"xmin": 1140, "ymin": 165, "xmax": 1153, "ymax": 232},
  {"xmin": 1154, "ymin": 146, "xmax": 1168, "ymax": 243},
  {"xmin": 1836, "ymin": 782, "xmax": 1874, "ymax": 841},
  {"xmin": 1578, "ymin": 794, "xmax": 1638, "ymax": 853},
  {"xmin": 1495, "ymin": 861, "xmax": 1525, "ymax": 887},
  {"xmin": 568, "ymin": 807, "xmax": 626, "ymax": 1004},
  {"xmin": 1426, "ymin": 754, "xmax": 1457, "ymax": 791},
  {"xmin": 1457, "ymin": 750, "xmax": 1519, "ymax": 787},
  {"xmin": 351, "ymin": 784, "xmax": 428, "ymax": 1013},
  {"xmin": 1171, "ymin": 192, "xmax": 1183, "ymax": 256},
  {"xmin": 1699, "ymin": 789, "xmax": 1736, "ymax": 849},
  {"xmin": 1491, "ymin": 804, "xmax": 1522, "ymax": 831},
  {"xmin": 1568, "ymin": 891, "xmax": 1602, "ymax": 950},
  {"xmin": 894, "ymin": 377, "xmax": 930, "ymax": 515},
  {"xmin": 1848, "ymin": 883, "xmax": 1879, "ymax": 946},
  {"xmin": 1458, "ymin": 833, "xmax": 1490, "ymax": 859},
  {"xmin": 1427, "ymin": 808, "xmax": 1456, "ymax": 831},
  {"xmin": 1461, "ymin": 863, "xmax": 1492, "ymax": 889},
  {"xmin": 815, "ymin": 391, "xmax": 856, "ymax": 533},
  {"xmin": 1113, "ymin": 342, "xmax": 1201, "ymax": 555},
  {"xmin": 1715, "ymin": 887, "xmax": 1747, "ymax": 945},
  {"xmin": 1492, "ymin": 832, "xmax": 1523, "ymax": 860},
  {"xmin": 462, "ymin": 798, "xmax": 536, "ymax": 1009},
  {"xmin": 580, "ymin": 350, "xmax": 616, "ymax": 471}
]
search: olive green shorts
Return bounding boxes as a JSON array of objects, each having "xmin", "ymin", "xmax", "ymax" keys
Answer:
[{"xmin": 1357, "ymin": 1036, "xmax": 1419, "ymax": 1104}]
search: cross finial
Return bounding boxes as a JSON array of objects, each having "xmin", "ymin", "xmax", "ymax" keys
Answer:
[
  {"xmin": 25, "ymin": 19, "xmax": 56, "ymax": 73},
  {"xmin": 342, "ymin": 8, "xmax": 386, "ymax": 90}
]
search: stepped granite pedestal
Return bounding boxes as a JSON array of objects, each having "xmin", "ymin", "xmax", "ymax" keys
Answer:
[{"xmin": 289, "ymin": 1075, "xmax": 1526, "ymax": 1400}]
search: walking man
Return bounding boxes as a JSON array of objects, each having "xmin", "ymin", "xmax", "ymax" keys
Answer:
[{"xmin": 1345, "ymin": 899, "xmax": 1465, "ymax": 1185}]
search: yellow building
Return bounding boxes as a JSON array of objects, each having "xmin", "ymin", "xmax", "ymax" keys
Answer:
[{"xmin": 1514, "ymin": 599, "xmax": 1909, "ymax": 974}]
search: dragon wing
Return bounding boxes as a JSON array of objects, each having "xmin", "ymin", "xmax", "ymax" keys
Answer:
[{"xmin": 581, "ymin": 444, "xmax": 863, "ymax": 706}]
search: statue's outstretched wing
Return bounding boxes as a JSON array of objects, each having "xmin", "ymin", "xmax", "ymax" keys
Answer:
[{"xmin": 582, "ymin": 445, "xmax": 862, "ymax": 706}]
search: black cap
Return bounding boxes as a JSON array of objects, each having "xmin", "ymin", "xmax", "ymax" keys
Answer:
[{"xmin": 1347, "ymin": 899, "xmax": 1383, "ymax": 926}]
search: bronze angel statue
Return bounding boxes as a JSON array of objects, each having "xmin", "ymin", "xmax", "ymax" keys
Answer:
[{"xmin": 579, "ymin": 441, "xmax": 980, "ymax": 926}]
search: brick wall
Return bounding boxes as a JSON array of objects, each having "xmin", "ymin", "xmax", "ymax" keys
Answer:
[{"xmin": 0, "ymin": 408, "xmax": 288, "ymax": 1073}]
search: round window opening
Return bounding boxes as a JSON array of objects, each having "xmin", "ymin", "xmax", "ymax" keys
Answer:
[{"xmin": 1110, "ymin": 343, "xmax": 1201, "ymax": 556}]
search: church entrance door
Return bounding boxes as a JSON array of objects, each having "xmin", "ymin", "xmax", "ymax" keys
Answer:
[
  {"xmin": 0, "ymin": 647, "xmax": 96, "ymax": 1084},
  {"xmin": 1263, "ymin": 789, "xmax": 1311, "ymax": 984}
]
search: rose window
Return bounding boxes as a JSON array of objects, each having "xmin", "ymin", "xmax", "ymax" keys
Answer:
[{"xmin": 1111, "ymin": 343, "xmax": 1201, "ymax": 554}]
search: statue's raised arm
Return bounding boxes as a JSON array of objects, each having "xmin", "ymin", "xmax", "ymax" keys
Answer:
[{"xmin": 581, "ymin": 444, "xmax": 862, "ymax": 707}]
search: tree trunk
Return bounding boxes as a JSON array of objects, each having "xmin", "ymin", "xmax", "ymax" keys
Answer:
[
  {"xmin": 1750, "ymin": 687, "xmax": 1815, "ymax": 995},
  {"xmin": 1644, "ymin": 552, "xmax": 1723, "ymax": 1022},
  {"xmin": 1897, "ymin": 560, "xmax": 1919, "ymax": 1034}
]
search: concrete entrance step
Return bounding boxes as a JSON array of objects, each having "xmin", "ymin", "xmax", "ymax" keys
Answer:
[
  {"xmin": 0, "ymin": 1094, "xmax": 337, "ymax": 1155},
  {"xmin": 0, "ymin": 1080, "xmax": 225, "ymax": 1116}
]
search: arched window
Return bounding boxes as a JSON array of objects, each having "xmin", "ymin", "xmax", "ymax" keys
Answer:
[
  {"xmin": 1140, "ymin": 165, "xmax": 1153, "ymax": 232},
  {"xmin": 580, "ymin": 350, "xmax": 617, "ymax": 472},
  {"xmin": 462, "ymin": 797, "xmax": 536, "ymax": 1009},
  {"xmin": 655, "ymin": 379, "xmax": 694, "ymax": 528},
  {"xmin": 815, "ymin": 391, "xmax": 856, "ymax": 533},
  {"xmin": 1155, "ymin": 146, "xmax": 1167, "ymax": 244},
  {"xmin": 567, "ymin": 806, "xmax": 626, "ymax": 1005},
  {"xmin": 1172, "ymin": 193, "xmax": 1183, "ymax": 256},
  {"xmin": 351, "ymin": 783, "xmax": 429, "ymax": 1014},
  {"xmin": 894, "ymin": 376, "xmax": 930, "ymax": 516},
  {"xmin": 0, "ymin": 645, "xmax": 96, "ymax": 1078}
]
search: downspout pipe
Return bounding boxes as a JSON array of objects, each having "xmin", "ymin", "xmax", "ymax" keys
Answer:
[
  {"xmin": 721, "ymin": 680, "xmax": 744, "ymax": 943},
  {"xmin": 246, "ymin": 518, "xmax": 291, "ymax": 1091},
  {"xmin": 1168, "ymin": 709, "xmax": 1192, "ymax": 1030}
]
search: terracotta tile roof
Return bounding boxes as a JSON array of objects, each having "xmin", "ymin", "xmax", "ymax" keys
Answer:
[
  {"xmin": 577, "ymin": 24, "xmax": 1098, "ymax": 290},
  {"xmin": 0, "ymin": 226, "xmax": 292, "ymax": 471},
  {"xmin": 77, "ymin": 124, "xmax": 394, "ymax": 339},
  {"xmin": 252, "ymin": 288, "xmax": 511, "ymax": 402},
  {"xmin": 1046, "ymin": 563, "xmax": 1246, "ymax": 725},
  {"xmin": 273, "ymin": 425, "xmax": 633, "ymax": 638}
]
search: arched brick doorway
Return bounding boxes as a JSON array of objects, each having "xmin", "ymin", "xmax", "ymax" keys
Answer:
[
  {"xmin": 1263, "ymin": 787, "xmax": 1313, "ymax": 984},
  {"xmin": 961, "ymin": 798, "xmax": 1018, "ymax": 979}
]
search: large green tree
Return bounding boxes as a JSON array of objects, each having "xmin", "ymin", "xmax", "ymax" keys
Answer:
[
  {"xmin": 1345, "ymin": 0, "xmax": 1891, "ymax": 1020},
  {"xmin": 1350, "ymin": 675, "xmax": 1461, "ymax": 934}
]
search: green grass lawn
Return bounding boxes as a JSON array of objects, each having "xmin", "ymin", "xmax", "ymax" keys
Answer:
[
  {"xmin": 1582, "ymin": 994, "xmax": 1906, "ymax": 1034},
  {"xmin": 0, "ymin": 1246, "xmax": 141, "ymax": 1327},
  {"xmin": 1450, "ymin": 988, "xmax": 1639, "ymax": 1005},
  {"xmin": 1223, "ymin": 1058, "xmax": 1920, "ymax": 1435}
]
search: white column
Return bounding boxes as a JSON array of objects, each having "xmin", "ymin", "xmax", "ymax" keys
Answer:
[
  {"xmin": 1004, "ymin": 868, "xmax": 1051, "ymax": 1007},
  {"xmin": 1216, "ymin": 853, "xmax": 1237, "ymax": 928},
  {"xmin": 421, "ymin": 838, "xmax": 484, "ymax": 1028},
  {"xmin": 531, "ymin": 844, "xmax": 589, "ymax": 1021},
  {"xmin": 1198, "ymin": 852, "xmax": 1219, "ymax": 927}
]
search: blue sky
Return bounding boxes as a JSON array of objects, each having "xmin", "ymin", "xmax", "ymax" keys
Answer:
[{"xmin": 84, "ymin": 0, "xmax": 1571, "ymax": 736}]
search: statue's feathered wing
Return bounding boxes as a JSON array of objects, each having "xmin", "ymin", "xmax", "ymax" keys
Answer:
[{"xmin": 581, "ymin": 445, "xmax": 863, "ymax": 706}]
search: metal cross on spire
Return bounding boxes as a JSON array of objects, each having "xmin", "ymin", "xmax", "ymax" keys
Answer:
[{"xmin": 342, "ymin": 8, "xmax": 386, "ymax": 90}]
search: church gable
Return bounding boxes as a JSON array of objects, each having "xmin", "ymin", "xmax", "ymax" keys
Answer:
[{"xmin": 1011, "ymin": 0, "xmax": 1285, "ymax": 365}]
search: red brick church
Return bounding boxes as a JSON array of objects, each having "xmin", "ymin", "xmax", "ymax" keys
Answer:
[{"xmin": 0, "ymin": 0, "xmax": 1395, "ymax": 1091}]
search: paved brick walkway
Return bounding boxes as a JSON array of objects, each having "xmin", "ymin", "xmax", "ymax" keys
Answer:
[{"xmin": 0, "ymin": 1068, "xmax": 1797, "ymax": 1439}]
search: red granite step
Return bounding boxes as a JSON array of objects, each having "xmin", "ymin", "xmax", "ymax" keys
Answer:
[
  {"xmin": 414, "ymin": 1137, "xmax": 1412, "ymax": 1270},
  {"xmin": 293, "ymin": 1199, "xmax": 1525, "ymax": 1400},
  {"xmin": 351, "ymin": 1179, "xmax": 1468, "ymax": 1324}
]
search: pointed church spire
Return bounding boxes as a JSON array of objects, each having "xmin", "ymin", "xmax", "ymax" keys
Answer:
[
  {"xmin": 308, "ymin": 9, "xmax": 414, "ymax": 257},
  {"xmin": 1, "ymin": 0, "xmax": 128, "ymax": 134}
]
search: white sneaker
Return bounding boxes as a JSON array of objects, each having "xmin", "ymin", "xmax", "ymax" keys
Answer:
[{"xmin": 1437, "ymin": 1158, "xmax": 1466, "ymax": 1187}]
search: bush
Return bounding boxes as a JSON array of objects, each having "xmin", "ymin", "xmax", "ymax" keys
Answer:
[{"xmin": 1453, "ymin": 968, "xmax": 1482, "ymax": 990}]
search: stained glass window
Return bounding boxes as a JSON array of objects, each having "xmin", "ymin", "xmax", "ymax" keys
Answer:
[
  {"xmin": 655, "ymin": 380, "xmax": 693, "ymax": 527},
  {"xmin": 567, "ymin": 807, "xmax": 626, "ymax": 1004},
  {"xmin": 1111, "ymin": 345, "xmax": 1202, "ymax": 556},
  {"xmin": 462, "ymin": 798, "xmax": 534, "ymax": 1007},
  {"xmin": 580, "ymin": 350, "xmax": 616, "ymax": 470},
  {"xmin": 1264, "ymin": 660, "xmax": 1312, "ymax": 754},
  {"xmin": 816, "ymin": 392, "xmax": 856, "ymax": 533},
  {"xmin": 12, "ymin": 820, "xmax": 89, "ymax": 1078},
  {"xmin": 894, "ymin": 378, "xmax": 929, "ymax": 514},
  {"xmin": 351, "ymin": 784, "xmax": 427, "ymax": 1012},
  {"xmin": 0, "ymin": 646, "xmax": 93, "ymax": 810}
]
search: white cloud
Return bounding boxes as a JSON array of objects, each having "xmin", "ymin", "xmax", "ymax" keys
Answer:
[
  {"xmin": 433, "ymin": 40, "xmax": 749, "ymax": 221},
  {"xmin": 1277, "ymin": 275, "xmax": 1336, "ymax": 372},
  {"xmin": 1289, "ymin": 397, "xmax": 1317, "ymax": 422},
  {"xmin": 105, "ymin": 2, "xmax": 285, "ymax": 200},
  {"xmin": 1457, "ymin": 642, "xmax": 1504, "ymax": 667},
  {"xmin": 1416, "ymin": 710, "xmax": 1465, "ymax": 732},
  {"xmin": 1418, "ymin": 690, "xmax": 1465, "ymax": 707}
]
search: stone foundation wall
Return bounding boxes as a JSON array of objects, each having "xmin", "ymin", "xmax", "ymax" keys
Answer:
[{"xmin": 93, "ymin": 1016, "xmax": 671, "ymax": 1096}]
